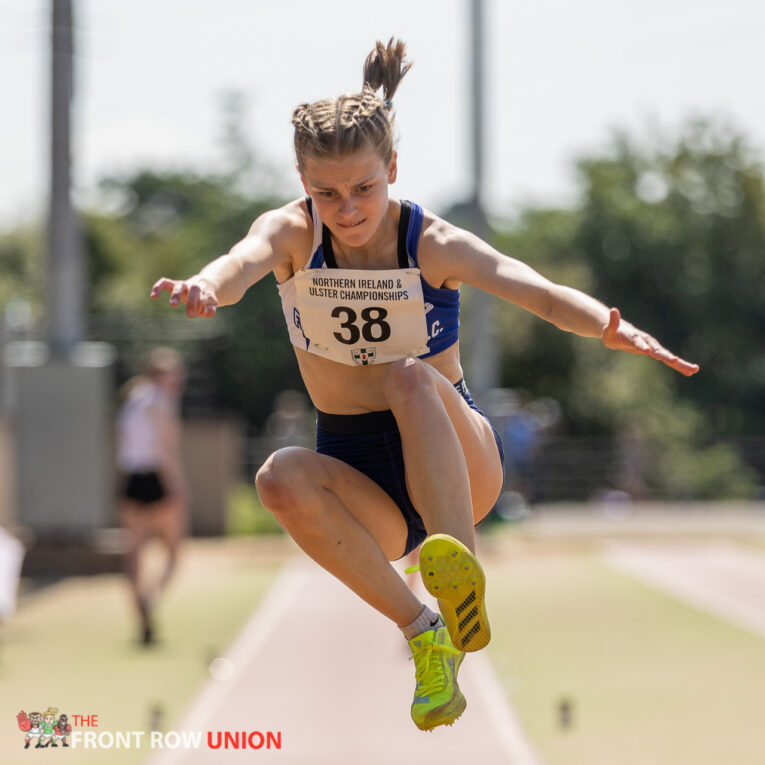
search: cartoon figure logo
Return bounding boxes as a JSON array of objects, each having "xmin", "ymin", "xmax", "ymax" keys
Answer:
[
  {"xmin": 17, "ymin": 707, "xmax": 70, "ymax": 748},
  {"xmin": 17, "ymin": 710, "xmax": 42, "ymax": 749},
  {"xmin": 40, "ymin": 707, "xmax": 57, "ymax": 747},
  {"xmin": 53, "ymin": 713, "xmax": 72, "ymax": 747}
]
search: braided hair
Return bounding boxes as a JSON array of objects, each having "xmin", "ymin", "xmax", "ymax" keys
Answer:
[{"xmin": 292, "ymin": 38, "xmax": 411, "ymax": 170}]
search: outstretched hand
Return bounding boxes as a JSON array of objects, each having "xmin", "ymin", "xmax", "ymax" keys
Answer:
[
  {"xmin": 601, "ymin": 307, "xmax": 699, "ymax": 377},
  {"xmin": 150, "ymin": 277, "xmax": 218, "ymax": 318}
]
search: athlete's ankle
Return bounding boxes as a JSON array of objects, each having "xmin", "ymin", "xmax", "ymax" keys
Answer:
[{"xmin": 399, "ymin": 604, "xmax": 442, "ymax": 641}]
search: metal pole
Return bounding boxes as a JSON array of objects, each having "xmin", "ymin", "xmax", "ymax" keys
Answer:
[
  {"xmin": 465, "ymin": 0, "xmax": 498, "ymax": 398},
  {"xmin": 470, "ymin": 0, "xmax": 484, "ymax": 211},
  {"xmin": 48, "ymin": 0, "xmax": 83, "ymax": 357}
]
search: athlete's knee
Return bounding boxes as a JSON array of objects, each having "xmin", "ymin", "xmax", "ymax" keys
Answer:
[
  {"xmin": 255, "ymin": 447, "xmax": 317, "ymax": 516},
  {"xmin": 382, "ymin": 356, "xmax": 434, "ymax": 407}
]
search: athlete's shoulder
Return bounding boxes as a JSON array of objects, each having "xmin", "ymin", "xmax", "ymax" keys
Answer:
[
  {"xmin": 409, "ymin": 206, "xmax": 468, "ymax": 289},
  {"xmin": 247, "ymin": 197, "xmax": 312, "ymax": 245},
  {"xmin": 418, "ymin": 207, "xmax": 470, "ymax": 256}
]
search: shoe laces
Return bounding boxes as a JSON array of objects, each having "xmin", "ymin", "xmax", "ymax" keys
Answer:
[{"xmin": 410, "ymin": 637, "xmax": 462, "ymax": 697}]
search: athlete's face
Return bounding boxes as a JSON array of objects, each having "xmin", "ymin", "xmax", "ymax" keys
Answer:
[{"xmin": 300, "ymin": 145, "xmax": 397, "ymax": 248}]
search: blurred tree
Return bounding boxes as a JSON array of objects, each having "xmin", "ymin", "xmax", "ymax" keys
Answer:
[
  {"xmin": 492, "ymin": 117, "xmax": 763, "ymax": 497},
  {"xmin": 0, "ymin": 225, "xmax": 45, "ymax": 334},
  {"xmin": 83, "ymin": 169, "xmax": 299, "ymax": 425},
  {"xmin": 491, "ymin": 207, "xmax": 588, "ymax": 407},
  {"xmin": 77, "ymin": 90, "xmax": 302, "ymax": 426},
  {"xmin": 574, "ymin": 119, "xmax": 765, "ymax": 438}
]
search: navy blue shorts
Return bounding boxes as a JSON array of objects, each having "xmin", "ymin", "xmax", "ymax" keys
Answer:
[{"xmin": 315, "ymin": 378, "xmax": 504, "ymax": 558}]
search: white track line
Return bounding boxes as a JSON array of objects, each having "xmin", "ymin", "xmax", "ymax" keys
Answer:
[
  {"xmin": 468, "ymin": 651, "xmax": 544, "ymax": 765},
  {"xmin": 604, "ymin": 542, "xmax": 765, "ymax": 640},
  {"xmin": 147, "ymin": 558, "xmax": 306, "ymax": 765}
]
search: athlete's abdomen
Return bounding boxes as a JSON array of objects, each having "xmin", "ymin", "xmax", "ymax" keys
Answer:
[{"xmin": 295, "ymin": 343, "xmax": 463, "ymax": 414}]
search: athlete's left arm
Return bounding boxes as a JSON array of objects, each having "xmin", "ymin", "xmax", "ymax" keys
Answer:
[{"xmin": 420, "ymin": 221, "xmax": 699, "ymax": 377}]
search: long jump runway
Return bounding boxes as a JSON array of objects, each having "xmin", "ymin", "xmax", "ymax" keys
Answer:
[{"xmin": 148, "ymin": 556, "xmax": 541, "ymax": 765}]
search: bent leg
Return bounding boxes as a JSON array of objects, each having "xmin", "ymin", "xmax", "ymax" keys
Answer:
[
  {"xmin": 382, "ymin": 358, "xmax": 504, "ymax": 553},
  {"xmin": 256, "ymin": 447, "xmax": 424, "ymax": 626}
]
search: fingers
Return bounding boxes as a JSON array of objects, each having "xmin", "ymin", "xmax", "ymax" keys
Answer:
[
  {"xmin": 636, "ymin": 337, "xmax": 700, "ymax": 376},
  {"xmin": 149, "ymin": 278, "xmax": 217, "ymax": 318},
  {"xmin": 150, "ymin": 278, "xmax": 176, "ymax": 299},
  {"xmin": 674, "ymin": 359, "xmax": 700, "ymax": 376},
  {"xmin": 185, "ymin": 284, "xmax": 201, "ymax": 316},
  {"xmin": 149, "ymin": 277, "xmax": 188, "ymax": 306},
  {"xmin": 636, "ymin": 338, "xmax": 697, "ymax": 376},
  {"xmin": 657, "ymin": 352, "xmax": 700, "ymax": 377},
  {"xmin": 169, "ymin": 282, "xmax": 187, "ymax": 307},
  {"xmin": 603, "ymin": 307, "xmax": 700, "ymax": 377},
  {"xmin": 185, "ymin": 284, "xmax": 218, "ymax": 318},
  {"xmin": 637, "ymin": 334, "xmax": 699, "ymax": 376}
]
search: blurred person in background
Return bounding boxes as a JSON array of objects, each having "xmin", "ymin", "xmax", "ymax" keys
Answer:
[
  {"xmin": 264, "ymin": 389, "xmax": 314, "ymax": 450},
  {"xmin": 0, "ymin": 526, "xmax": 24, "ymax": 623},
  {"xmin": 116, "ymin": 347, "xmax": 187, "ymax": 646}
]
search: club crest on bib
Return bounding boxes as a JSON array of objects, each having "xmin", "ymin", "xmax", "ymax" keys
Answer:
[{"xmin": 351, "ymin": 347, "xmax": 376, "ymax": 365}]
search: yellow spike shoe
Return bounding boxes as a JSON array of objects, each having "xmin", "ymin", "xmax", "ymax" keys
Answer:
[
  {"xmin": 408, "ymin": 626, "xmax": 466, "ymax": 731},
  {"xmin": 418, "ymin": 534, "xmax": 491, "ymax": 652}
]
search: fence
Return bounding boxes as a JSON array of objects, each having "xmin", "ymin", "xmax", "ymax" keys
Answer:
[
  {"xmin": 239, "ymin": 430, "xmax": 765, "ymax": 505},
  {"xmin": 3, "ymin": 317, "xmax": 764, "ymax": 506}
]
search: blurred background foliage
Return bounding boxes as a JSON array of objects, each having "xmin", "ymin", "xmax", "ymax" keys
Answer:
[{"xmin": 2, "ymin": 115, "xmax": 763, "ymax": 499}]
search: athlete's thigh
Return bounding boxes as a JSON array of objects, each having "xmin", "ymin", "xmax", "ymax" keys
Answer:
[
  {"xmin": 288, "ymin": 448, "xmax": 411, "ymax": 561},
  {"xmin": 119, "ymin": 503, "xmax": 156, "ymax": 546},
  {"xmin": 152, "ymin": 502, "xmax": 185, "ymax": 549},
  {"xmin": 422, "ymin": 366, "xmax": 504, "ymax": 519}
]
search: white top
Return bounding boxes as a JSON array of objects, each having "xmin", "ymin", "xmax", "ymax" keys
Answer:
[
  {"xmin": 277, "ymin": 201, "xmax": 429, "ymax": 366},
  {"xmin": 116, "ymin": 380, "xmax": 176, "ymax": 472}
]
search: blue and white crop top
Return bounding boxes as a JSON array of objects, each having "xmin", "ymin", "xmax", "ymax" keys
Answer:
[{"xmin": 277, "ymin": 199, "xmax": 460, "ymax": 366}]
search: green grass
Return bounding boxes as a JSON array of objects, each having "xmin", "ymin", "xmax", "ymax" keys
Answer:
[
  {"xmin": 483, "ymin": 538, "xmax": 765, "ymax": 765},
  {"xmin": 226, "ymin": 482, "xmax": 285, "ymax": 536},
  {"xmin": 0, "ymin": 539, "xmax": 283, "ymax": 765}
]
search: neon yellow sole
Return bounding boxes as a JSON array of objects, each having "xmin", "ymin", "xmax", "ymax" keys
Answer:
[{"xmin": 419, "ymin": 534, "xmax": 491, "ymax": 652}]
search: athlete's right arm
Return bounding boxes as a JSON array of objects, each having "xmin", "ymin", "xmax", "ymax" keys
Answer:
[{"xmin": 150, "ymin": 205, "xmax": 304, "ymax": 318}]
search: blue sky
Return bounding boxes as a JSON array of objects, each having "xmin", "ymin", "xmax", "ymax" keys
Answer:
[{"xmin": 2, "ymin": 0, "xmax": 764, "ymax": 227}]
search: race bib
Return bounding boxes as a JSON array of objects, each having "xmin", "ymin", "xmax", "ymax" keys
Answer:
[{"xmin": 293, "ymin": 267, "xmax": 429, "ymax": 366}]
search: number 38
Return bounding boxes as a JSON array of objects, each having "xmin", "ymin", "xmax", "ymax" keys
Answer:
[{"xmin": 331, "ymin": 306, "xmax": 391, "ymax": 344}]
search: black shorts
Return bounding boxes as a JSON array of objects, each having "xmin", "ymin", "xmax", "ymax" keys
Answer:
[
  {"xmin": 122, "ymin": 471, "xmax": 166, "ymax": 505},
  {"xmin": 315, "ymin": 378, "xmax": 504, "ymax": 558}
]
